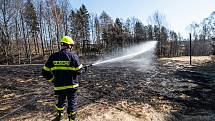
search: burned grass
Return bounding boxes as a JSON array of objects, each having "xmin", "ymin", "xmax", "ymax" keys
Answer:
[{"xmin": 0, "ymin": 57, "xmax": 214, "ymax": 121}]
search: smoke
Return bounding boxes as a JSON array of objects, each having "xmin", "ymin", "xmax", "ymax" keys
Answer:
[{"xmin": 93, "ymin": 40, "xmax": 157, "ymax": 71}]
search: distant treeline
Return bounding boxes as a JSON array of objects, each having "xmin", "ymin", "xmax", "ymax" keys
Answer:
[{"xmin": 0, "ymin": 0, "xmax": 214, "ymax": 64}]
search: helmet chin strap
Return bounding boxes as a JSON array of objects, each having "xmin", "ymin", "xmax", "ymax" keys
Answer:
[
  {"xmin": 60, "ymin": 45, "xmax": 67, "ymax": 50},
  {"xmin": 69, "ymin": 45, "xmax": 74, "ymax": 51},
  {"xmin": 61, "ymin": 43, "xmax": 74, "ymax": 51}
]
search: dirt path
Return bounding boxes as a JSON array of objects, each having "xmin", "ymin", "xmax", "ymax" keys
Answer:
[{"xmin": 0, "ymin": 56, "xmax": 214, "ymax": 121}]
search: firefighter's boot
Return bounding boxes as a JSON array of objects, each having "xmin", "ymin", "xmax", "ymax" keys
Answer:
[
  {"xmin": 52, "ymin": 111, "xmax": 63, "ymax": 121},
  {"xmin": 68, "ymin": 112, "xmax": 78, "ymax": 121},
  {"xmin": 68, "ymin": 116, "xmax": 78, "ymax": 121}
]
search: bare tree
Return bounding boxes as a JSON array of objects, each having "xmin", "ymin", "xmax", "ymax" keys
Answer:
[
  {"xmin": 48, "ymin": 0, "xmax": 64, "ymax": 50},
  {"xmin": 147, "ymin": 11, "xmax": 168, "ymax": 57},
  {"xmin": 38, "ymin": 1, "xmax": 45, "ymax": 57}
]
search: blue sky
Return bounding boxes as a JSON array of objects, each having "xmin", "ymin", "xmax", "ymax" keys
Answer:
[{"xmin": 71, "ymin": 0, "xmax": 215, "ymax": 38}]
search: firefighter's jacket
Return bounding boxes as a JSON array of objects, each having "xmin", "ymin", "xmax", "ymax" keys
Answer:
[{"xmin": 42, "ymin": 49, "xmax": 83, "ymax": 91}]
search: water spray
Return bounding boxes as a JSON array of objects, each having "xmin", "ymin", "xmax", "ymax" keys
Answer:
[{"xmin": 83, "ymin": 41, "xmax": 157, "ymax": 70}]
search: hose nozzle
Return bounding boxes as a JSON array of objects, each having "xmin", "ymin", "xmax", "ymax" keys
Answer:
[
  {"xmin": 85, "ymin": 64, "xmax": 93, "ymax": 67},
  {"xmin": 84, "ymin": 64, "xmax": 93, "ymax": 72}
]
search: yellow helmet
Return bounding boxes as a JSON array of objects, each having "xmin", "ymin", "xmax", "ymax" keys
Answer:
[{"xmin": 60, "ymin": 36, "xmax": 74, "ymax": 45}]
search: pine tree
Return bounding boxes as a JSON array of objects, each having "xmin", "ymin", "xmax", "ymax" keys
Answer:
[
  {"xmin": 147, "ymin": 25, "xmax": 153, "ymax": 40},
  {"xmin": 24, "ymin": 0, "xmax": 39, "ymax": 35},
  {"xmin": 169, "ymin": 31, "xmax": 178, "ymax": 56},
  {"xmin": 114, "ymin": 18, "xmax": 124, "ymax": 49},
  {"xmin": 134, "ymin": 21, "xmax": 144, "ymax": 43},
  {"xmin": 79, "ymin": 4, "xmax": 90, "ymax": 41},
  {"xmin": 99, "ymin": 11, "xmax": 113, "ymax": 52},
  {"xmin": 79, "ymin": 4, "xmax": 90, "ymax": 56},
  {"xmin": 94, "ymin": 15, "xmax": 101, "ymax": 44},
  {"xmin": 124, "ymin": 18, "xmax": 132, "ymax": 46},
  {"xmin": 24, "ymin": 0, "xmax": 39, "ymax": 55},
  {"xmin": 99, "ymin": 11, "xmax": 113, "ymax": 30},
  {"xmin": 160, "ymin": 26, "xmax": 168, "ymax": 56},
  {"xmin": 69, "ymin": 10, "xmax": 77, "ymax": 41}
]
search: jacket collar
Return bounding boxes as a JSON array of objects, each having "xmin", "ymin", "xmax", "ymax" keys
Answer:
[{"xmin": 60, "ymin": 48, "xmax": 70, "ymax": 52}]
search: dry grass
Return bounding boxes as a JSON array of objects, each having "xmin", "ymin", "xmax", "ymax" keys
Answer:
[{"xmin": 161, "ymin": 56, "xmax": 212, "ymax": 62}]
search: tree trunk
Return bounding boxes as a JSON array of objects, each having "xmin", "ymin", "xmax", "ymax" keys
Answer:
[
  {"xmin": 39, "ymin": 2, "xmax": 45, "ymax": 57},
  {"xmin": 40, "ymin": 25, "xmax": 44, "ymax": 57},
  {"xmin": 48, "ymin": 20, "xmax": 53, "ymax": 54},
  {"xmin": 36, "ymin": 35, "xmax": 40, "ymax": 54},
  {"xmin": 33, "ymin": 34, "xmax": 37, "ymax": 55},
  {"xmin": 20, "ymin": 11, "xmax": 29, "ymax": 62},
  {"xmin": 15, "ymin": 16, "xmax": 20, "ymax": 64},
  {"xmin": 56, "ymin": 23, "xmax": 60, "ymax": 50},
  {"xmin": 27, "ymin": 33, "xmax": 32, "ymax": 64}
]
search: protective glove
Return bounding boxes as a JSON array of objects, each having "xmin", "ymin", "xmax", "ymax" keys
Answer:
[{"xmin": 83, "ymin": 64, "xmax": 92, "ymax": 72}]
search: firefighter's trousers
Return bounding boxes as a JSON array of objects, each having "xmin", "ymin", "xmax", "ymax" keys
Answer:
[{"xmin": 55, "ymin": 88, "xmax": 78, "ymax": 115}]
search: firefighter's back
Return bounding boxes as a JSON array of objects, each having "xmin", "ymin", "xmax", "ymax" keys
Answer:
[{"xmin": 48, "ymin": 49, "xmax": 82, "ymax": 90}]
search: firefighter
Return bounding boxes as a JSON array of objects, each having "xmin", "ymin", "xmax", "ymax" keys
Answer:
[{"xmin": 42, "ymin": 36, "xmax": 83, "ymax": 121}]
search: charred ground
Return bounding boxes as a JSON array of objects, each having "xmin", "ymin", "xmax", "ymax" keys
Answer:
[{"xmin": 0, "ymin": 56, "xmax": 214, "ymax": 121}]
